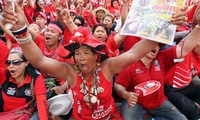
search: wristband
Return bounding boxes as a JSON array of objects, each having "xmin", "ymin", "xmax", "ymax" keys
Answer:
[
  {"xmin": 11, "ymin": 24, "xmax": 27, "ymax": 35},
  {"xmin": 14, "ymin": 33, "xmax": 32, "ymax": 44}
]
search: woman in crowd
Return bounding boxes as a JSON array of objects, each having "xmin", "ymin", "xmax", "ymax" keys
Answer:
[
  {"xmin": 0, "ymin": 47, "xmax": 48, "ymax": 120},
  {"xmin": 92, "ymin": 6, "xmax": 109, "ymax": 23},
  {"xmin": 2, "ymin": 0, "xmax": 189, "ymax": 119},
  {"xmin": 102, "ymin": 13, "xmax": 116, "ymax": 36},
  {"xmin": 74, "ymin": 16, "xmax": 85, "ymax": 27}
]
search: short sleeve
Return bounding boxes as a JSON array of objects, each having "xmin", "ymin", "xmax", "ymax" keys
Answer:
[
  {"xmin": 115, "ymin": 65, "xmax": 133, "ymax": 87},
  {"xmin": 34, "ymin": 75, "xmax": 46, "ymax": 95}
]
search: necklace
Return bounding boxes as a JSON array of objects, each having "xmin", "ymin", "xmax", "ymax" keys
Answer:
[{"xmin": 79, "ymin": 66, "xmax": 104, "ymax": 105}]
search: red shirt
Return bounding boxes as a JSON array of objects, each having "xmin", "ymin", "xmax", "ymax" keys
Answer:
[
  {"xmin": 116, "ymin": 46, "xmax": 177, "ymax": 110},
  {"xmin": 4, "ymin": 34, "xmax": 19, "ymax": 48},
  {"xmin": 165, "ymin": 51, "xmax": 200, "ymax": 88},
  {"xmin": 106, "ymin": 36, "xmax": 119, "ymax": 57},
  {"xmin": 34, "ymin": 35, "xmax": 72, "ymax": 84},
  {"xmin": 0, "ymin": 41, "xmax": 9, "ymax": 68},
  {"xmin": 123, "ymin": 36, "xmax": 141, "ymax": 52},
  {"xmin": 24, "ymin": 5, "xmax": 34, "ymax": 24},
  {"xmin": 0, "ymin": 68, "xmax": 46, "ymax": 112},
  {"xmin": 71, "ymin": 68, "xmax": 121, "ymax": 119},
  {"xmin": 63, "ymin": 27, "xmax": 73, "ymax": 45}
]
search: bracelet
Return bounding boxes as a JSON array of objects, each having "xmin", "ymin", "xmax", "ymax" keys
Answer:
[
  {"xmin": 11, "ymin": 24, "xmax": 27, "ymax": 35},
  {"xmin": 14, "ymin": 33, "xmax": 32, "ymax": 44},
  {"xmin": 196, "ymin": 24, "xmax": 200, "ymax": 30}
]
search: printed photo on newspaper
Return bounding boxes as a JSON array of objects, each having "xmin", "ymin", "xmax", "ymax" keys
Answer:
[{"xmin": 120, "ymin": 0, "xmax": 186, "ymax": 45}]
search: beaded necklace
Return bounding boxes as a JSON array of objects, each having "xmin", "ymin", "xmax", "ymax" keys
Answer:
[{"xmin": 76, "ymin": 64, "xmax": 104, "ymax": 106}]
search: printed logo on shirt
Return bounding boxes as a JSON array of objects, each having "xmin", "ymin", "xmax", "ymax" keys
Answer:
[
  {"xmin": 25, "ymin": 89, "xmax": 32, "ymax": 96},
  {"xmin": 154, "ymin": 60, "xmax": 161, "ymax": 71},
  {"xmin": 135, "ymin": 69, "xmax": 144, "ymax": 74},
  {"xmin": 6, "ymin": 87, "xmax": 16, "ymax": 95},
  {"xmin": 92, "ymin": 105, "xmax": 113, "ymax": 119}
]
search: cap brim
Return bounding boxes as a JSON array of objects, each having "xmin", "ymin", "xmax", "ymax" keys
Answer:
[{"xmin": 64, "ymin": 43, "xmax": 109, "ymax": 60}]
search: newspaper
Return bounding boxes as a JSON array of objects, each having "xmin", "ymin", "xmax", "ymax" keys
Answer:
[{"xmin": 120, "ymin": 0, "xmax": 186, "ymax": 45}]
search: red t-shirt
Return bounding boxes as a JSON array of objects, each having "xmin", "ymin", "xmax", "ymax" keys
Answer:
[
  {"xmin": 24, "ymin": 5, "xmax": 34, "ymax": 24},
  {"xmin": 0, "ymin": 41, "xmax": 9, "ymax": 68},
  {"xmin": 165, "ymin": 51, "xmax": 200, "ymax": 88},
  {"xmin": 63, "ymin": 27, "xmax": 73, "ymax": 45},
  {"xmin": 4, "ymin": 34, "xmax": 19, "ymax": 48},
  {"xmin": 106, "ymin": 36, "xmax": 119, "ymax": 57},
  {"xmin": 123, "ymin": 36, "xmax": 141, "ymax": 52},
  {"xmin": 115, "ymin": 46, "xmax": 177, "ymax": 110},
  {"xmin": 71, "ymin": 69, "xmax": 121, "ymax": 119}
]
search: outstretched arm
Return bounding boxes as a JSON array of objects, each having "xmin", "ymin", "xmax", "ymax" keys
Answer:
[
  {"xmin": 176, "ymin": 9, "xmax": 200, "ymax": 58},
  {"xmin": 2, "ymin": 2, "xmax": 77, "ymax": 85}
]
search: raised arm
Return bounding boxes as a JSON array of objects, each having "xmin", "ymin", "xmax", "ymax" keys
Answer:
[
  {"xmin": 106, "ymin": 39, "xmax": 157, "ymax": 75},
  {"xmin": 58, "ymin": 8, "xmax": 78, "ymax": 32},
  {"xmin": 176, "ymin": 9, "xmax": 200, "ymax": 58},
  {"xmin": 104, "ymin": 9, "xmax": 190, "ymax": 75},
  {"xmin": 112, "ymin": 0, "xmax": 129, "ymax": 47},
  {"xmin": 2, "ymin": 2, "xmax": 77, "ymax": 85}
]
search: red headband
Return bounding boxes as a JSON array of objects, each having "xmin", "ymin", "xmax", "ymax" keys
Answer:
[{"xmin": 48, "ymin": 24, "xmax": 63, "ymax": 34}]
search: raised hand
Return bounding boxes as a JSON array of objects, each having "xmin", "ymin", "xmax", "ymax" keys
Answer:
[
  {"xmin": 2, "ymin": 2, "xmax": 26, "ymax": 31},
  {"xmin": 171, "ymin": 11, "xmax": 187, "ymax": 26}
]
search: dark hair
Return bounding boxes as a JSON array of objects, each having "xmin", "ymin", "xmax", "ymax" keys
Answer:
[
  {"xmin": 35, "ymin": 0, "xmax": 42, "ymax": 12},
  {"xmin": 111, "ymin": 0, "xmax": 119, "ymax": 7},
  {"xmin": 68, "ymin": 1, "xmax": 77, "ymax": 9},
  {"xmin": 50, "ymin": 20, "xmax": 65, "ymax": 34},
  {"xmin": 103, "ymin": 14, "xmax": 115, "ymax": 23},
  {"xmin": 6, "ymin": 52, "xmax": 39, "ymax": 79},
  {"xmin": 92, "ymin": 23, "xmax": 110, "ymax": 36},
  {"xmin": 74, "ymin": 16, "xmax": 85, "ymax": 26}
]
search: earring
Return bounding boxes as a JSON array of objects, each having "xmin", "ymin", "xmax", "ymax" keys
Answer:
[
  {"xmin": 96, "ymin": 62, "xmax": 100, "ymax": 67},
  {"xmin": 74, "ymin": 65, "xmax": 79, "ymax": 70}
]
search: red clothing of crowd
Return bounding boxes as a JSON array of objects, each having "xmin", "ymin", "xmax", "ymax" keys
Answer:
[
  {"xmin": 71, "ymin": 68, "xmax": 122, "ymax": 119},
  {"xmin": 116, "ymin": 46, "xmax": 177, "ymax": 110},
  {"xmin": 165, "ymin": 51, "xmax": 200, "ymax": 88},
  {"xmin": 34, "ymin": 35, "xmax": 72, "ymax": 84},
  {"xmin": 0, "ymin": 41, "xmax": 9, "ymax": 68},
  {"xmin": 0, "ymin": 68, "xmax": 48, "ymax": 119}
]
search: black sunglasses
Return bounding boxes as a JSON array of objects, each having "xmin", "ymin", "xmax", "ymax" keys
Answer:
[
  {"xmin": 75, "ymin": 23, "xmax": 82, "ymax": 27},
  {"xmin": 5, "ymin": 59, "xmax": 25, "ymax": 66}
]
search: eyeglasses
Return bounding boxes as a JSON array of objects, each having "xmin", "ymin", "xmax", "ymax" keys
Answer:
[
  {"xmin": 75, "ymin": 23, "xmax": 82, "ymax": 27},
  {"xmin": 5, "ymin": 59, "xmax": 25, "ymax": 66}
]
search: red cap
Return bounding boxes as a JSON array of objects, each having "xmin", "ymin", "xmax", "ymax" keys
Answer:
[{"xmin": 35, "ymin": 12, "xmax": 47, "ymax": 20}]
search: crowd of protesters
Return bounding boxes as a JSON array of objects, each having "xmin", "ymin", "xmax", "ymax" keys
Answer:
[{"xmin": 0, "ymin": 0, "xmax": 200, "ymax": 119}]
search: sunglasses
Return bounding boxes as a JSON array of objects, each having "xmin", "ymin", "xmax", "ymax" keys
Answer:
[
  {"xmin": 5, "ymin": 59, "xmax": 25, "ymax": 66},
  {"xmin": 75, "ymin": 23, "xmax": 82, "ymax": 27}
]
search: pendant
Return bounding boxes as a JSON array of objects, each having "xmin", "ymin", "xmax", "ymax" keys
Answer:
[
  {"xmin": 80, "ymin": 83, "xmax": 84, "ymax": 88},
  {"xmin": 97, "ymin": 87, "xmax": 104, "ymax": 94},
  {"xmin": 90, "ymin": 96, "xmax": 97, "ymax": 104},
  {"xmin": 83, "ymin": 94, "xmax": 89, "ymax": 102},
  {"xmin": 90, "ymin": 87, "xmax": 94, "ymax": 94}
]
